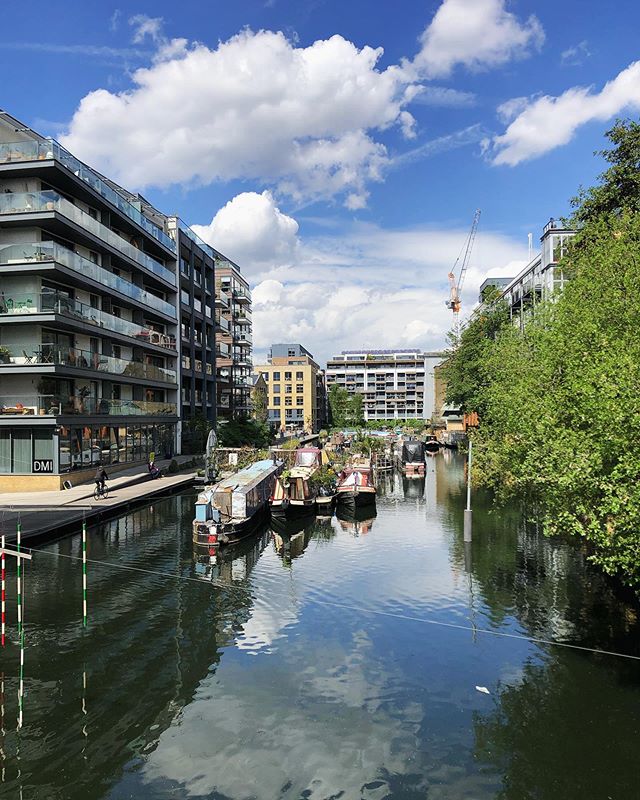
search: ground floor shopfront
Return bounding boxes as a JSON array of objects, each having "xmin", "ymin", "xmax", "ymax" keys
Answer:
[{"xmin": 0, "ymin": 421, "xmax": 177, "ymax": 491}]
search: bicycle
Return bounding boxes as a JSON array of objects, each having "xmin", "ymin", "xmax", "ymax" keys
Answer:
[{"xmin": 93, "ymin": 482, "xmax": 110, "ymax": 501}]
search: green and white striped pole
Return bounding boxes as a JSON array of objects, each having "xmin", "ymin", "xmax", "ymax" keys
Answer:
[
  {"xmin": 17, "ymin": 566, "xmax": 25, "ymax": 731},
  {"xmin": 82, "ymin": 520, "xmax": 87, "ymax": 628},
  {"xmin": 16, "ymin": 519, "xmax": 21, "ymax": 637}
]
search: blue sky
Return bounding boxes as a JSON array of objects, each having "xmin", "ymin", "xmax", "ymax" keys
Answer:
[{"xmin": 2, "ymin": 0, "xmax": 639, "ymax": 363}]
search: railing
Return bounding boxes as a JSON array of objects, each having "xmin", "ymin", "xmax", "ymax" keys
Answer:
[
  {"xmin": 0, "ymin": 395, "xmax": 177, "ymax": 416},
  {"xmin": 0, "ymin": 242, "xmax": 176, "ymax": 318},
  {"xmin": 0, "ymin": 139, "xmax": 176, "ymax": 252},
  {"xmin": 1, "ymin": 343, "xmax": 176, "ymax": 383},
  {"xmin": 0, "ymin": 291, "xmax": 177, "ymax": 350},
  {"xmin": 216, "ymin": 315, "xmax": 231, "ymax": 332},
  {"xmin": 0, "ymin": 191, "xmax": 176, "ymax": 285}
]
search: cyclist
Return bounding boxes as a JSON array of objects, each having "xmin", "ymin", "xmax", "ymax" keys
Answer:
[{"xmin": 95, "ymin": 465, "xmax": 109, "ymax": 496}]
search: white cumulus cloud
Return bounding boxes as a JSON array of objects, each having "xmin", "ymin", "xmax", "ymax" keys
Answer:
[
  {"xmin": 489, "ymin": 60, "xmax": 640, "ymax": 166},
  {"xmin": 194, "ymin": 194, "xmax": 528, "ymax": 364},
  {"xmin": 61, "ymin": 29, "xmax": 420, "ymax": 207},
  {"xmin": 191, "ymin": 191, "xmax": 299, "ymax": 272},
  {"xmin": 414, "ymin": 0, "xmax": 544, "ymax": 78}
]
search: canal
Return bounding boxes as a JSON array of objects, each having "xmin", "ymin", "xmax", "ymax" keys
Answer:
[{"xmin": 1, "ymin": 452, "xmax": 639, "ymax": 799}]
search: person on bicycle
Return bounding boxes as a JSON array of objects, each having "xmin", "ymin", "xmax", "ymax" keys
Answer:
[
  {"xmin": 95, "ymin": 465, "xmax": 109, "ymax": 494},
  {"xmin": 148, "ymin": 459, "xmax": 161, "ymax": 479}
]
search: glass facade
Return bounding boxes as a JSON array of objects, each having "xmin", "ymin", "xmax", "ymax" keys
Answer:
[{"xmin": 0, "ymin": 424, "xmax": 174, "ymax": 474}]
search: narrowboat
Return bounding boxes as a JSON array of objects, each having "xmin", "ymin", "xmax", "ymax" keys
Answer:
[
  {"xmin": 401, "ymin": 439, "xmax": 426, "ymax": 475},
  {"xmin": 193, "ymin": 458, "xmax": 282, "ymax": 549},
  {"xmin": 424, "ymin": 435, "xmax": 440, "ymax": 454},
  {"xmin": 336, "ymin": 457, "xmax": 377, "ymax": 508}
]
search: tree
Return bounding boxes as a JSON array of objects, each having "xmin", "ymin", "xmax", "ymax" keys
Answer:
[
  {"xmin": 328, "ymin": 384, "xmax": 350, "ymax": 428},
  {"xmin": 570, "ymin": 118, "xmax": 640, "ymax": 225},
  {"xmin": 440, "ymin": 288, "xmax": 509, "ymax": 418},
  {"xmin": 346, "ymin": 392, "xmax": 364, "ymax": 427},
  {"xmin": 251, "ymin": 384, "xmax": 268, "ymax": 425}
]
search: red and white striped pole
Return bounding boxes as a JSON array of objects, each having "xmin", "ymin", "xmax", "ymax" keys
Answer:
[
  {"xmin": 1, "ymin": 532, "xmax": 5, "ymax": 647},
  {"xmin": 16, "ymin": 519, "xmax": 21, "ymax": 637}
]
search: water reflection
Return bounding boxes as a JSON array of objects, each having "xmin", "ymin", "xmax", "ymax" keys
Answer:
[
  {"xmin": 334, "ymin": 505, "xmax": 377, "ymax": 536},
  {"xmin": 0, "ymin": 460, "xmax": 639, "ymax": 799}
]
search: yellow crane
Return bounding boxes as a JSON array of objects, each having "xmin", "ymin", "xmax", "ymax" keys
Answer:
[{"xmin": 446, "ymin": 209, "xmax": 481, "ymax": 337}]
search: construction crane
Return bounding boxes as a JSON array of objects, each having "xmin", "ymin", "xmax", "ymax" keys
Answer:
[{"xmin": 446, "ymin": 209, "xmax": 481, "ymax": 338}]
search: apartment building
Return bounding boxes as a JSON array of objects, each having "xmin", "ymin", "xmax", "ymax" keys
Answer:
[
  {"xmin": 0, "ymin": 111, "xmax": 179, "ymax": 489},
  {"xmin": 255, "ymin": 343, "xmax": 325, "ymax": 433},
  {"xmin": 325, "ymin": 349, "xmax": 444, "ymax": 423},
  {"xmin": 215, "ymin": 261, "xmax": 253, "ymax": 419},
  {"xmin": 478, "ymin": 219, "xmax": 576, "ymax": 329}
]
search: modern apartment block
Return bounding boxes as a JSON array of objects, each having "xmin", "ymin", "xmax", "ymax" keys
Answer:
[
  {"xmin": 216, "ymin": 261, "xmax": 253, "ymax": 419},
  {"xmin": 255, "ymin": 343, "xmax": 325, "ymax": 433},
  {"xmin": 478, "ymin": 219, "xmax": 576, "ymax": 329},
  {"xmin": 325, "ymin": 349, "xmax": 444, "ymax": 423},
  {"xmin": 0, "ymin": 111, "xmax": 179, "ymax": 489}
]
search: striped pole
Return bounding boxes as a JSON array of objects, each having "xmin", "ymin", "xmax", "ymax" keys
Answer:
[
  {"xmin": 16, "ymin": 519, "xmax": 21, "ymax": 637},
  {"xmin": 82, "ymin": 520, "xmax": 87, "ymax": 628},
  {"xmin": 1, "ymin": 532, "xmax": 5, "ymax": 647},
  {"xmin": 17, "ymin": 567, "xmax": 24, "ymax": 730}
]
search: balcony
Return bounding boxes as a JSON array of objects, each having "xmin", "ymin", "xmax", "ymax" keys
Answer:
[
  {"xmin": 0, "ymin": 291, "xmax": 177, "ymax": 351},
  {"xmin": 0, "ymin": 191, "xmax": 176, "ymax": 285},
  {"xmin": 232, "ymin": 287, "xmax": 251, "ymax": 304},
  {"xmin": 0, "ymin": 343, "xmax": 176, "ymax": 383},
  {"xmin": 234, "ymin": 312, "xmax": 251, "ymax": 326},
  {"xmin": 234, "ymin": 332, "xmax": 252, "ymax": 346},
  {"xmin": 0, "ymin": 395, "xmax": 177, "ymax": 417},
  {"xmin": 0, "ymin": 139, "xmax": 176, "ymax": 253},
  {"xmin": 215, "ymin": 290, "xmax": 231, "ymax": 309},
  {"xmin": 215, "ymin": 315, "xmax": 231, "ymax": 333},
  {"xmin": 0, "ymin": 242, "xmax": 176, "ymax": 319}
]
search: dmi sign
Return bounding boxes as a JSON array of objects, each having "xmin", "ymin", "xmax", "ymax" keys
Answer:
[{"xmin": 33, "ymin": 459, "xmax": 54, "ymax": 473}]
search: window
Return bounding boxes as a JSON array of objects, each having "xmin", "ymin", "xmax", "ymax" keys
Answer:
[
  {"xmin": 285, "ymin": 385, "xmax": 292, "ymax": 394},
  {"xmin": 296, "ymin": 397, "xmax": 304, "ymax": 406},
  {"xmin": 296, "ymin": 371, "xmax": 303, "ymax": 380},
  {"xmin": 273, "ymin": 384, "xmax": 280, "ymax": 394},
  {"xmin": 285, "ymin": 371, "xmax": 292, "ymax": 380},
  {"xmin": 288, "ymin": 349, "xmax": 296, "ymax": 357},
  {"xmin": 285, "ymin": 396, "xmax": 292, "ymax": 406},
  {"xmin": 296, "ymin": 384, "xmax": 304, "ymax": 393},
  {"xmin": 274, "ymin": 397, "xmax": 281, "ymax": 406},
  {"xmin": 273, "ymin": 371, "xmax": 280, "ymax": 380}
]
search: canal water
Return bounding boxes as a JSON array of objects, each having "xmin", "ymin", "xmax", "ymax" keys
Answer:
[{"xmin": 1, "ymin": 452, "xmax": 639, "ymax": 799}]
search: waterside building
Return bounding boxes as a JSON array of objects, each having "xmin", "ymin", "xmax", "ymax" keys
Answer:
[{"xmin": 325, "ymin": 349, "xmax": 444, "ymax": 423}]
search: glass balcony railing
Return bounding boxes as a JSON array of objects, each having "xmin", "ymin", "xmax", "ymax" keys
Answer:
[
  {"xmin": 0, "ymin": 139, "xmax": 176, "ymax": 253},
  {"xmin": 0, "ymin": 191, "xmax": 176, "ymax": 285},
  {"xmin": 0, "ymin": 395, "xmax": 177, "ymax": 417},
  {"xmin": 0, "ymin": 242, "xmax": 176, "ymax": 318},
  {"xmin": 0, "ymin": 292, "xmax": 177, "ymax": 351},
  {"xmin": 1, "ymin": 343, "xmax": 176, "ymax": 383},
  {"xmin": 215, "ymin": 315, "xmax": 231, "ymax": 332}
]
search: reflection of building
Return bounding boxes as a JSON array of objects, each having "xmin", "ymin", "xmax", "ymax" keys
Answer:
[
  {"xmin": 325, "ymin": 349, "xmax": 444, "ymax": 422},
  {"xmin": 255, "ymin": 343, "xmax": 324, "ymax": 432},
  {"xmin": 0, "ymin": 111, "xmax": 179, "ymax": 489}
]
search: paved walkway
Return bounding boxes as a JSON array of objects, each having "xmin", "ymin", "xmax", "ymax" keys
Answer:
[{"xmin": 0, "ymin": 456, "xmax": 199, "ymax": 542}]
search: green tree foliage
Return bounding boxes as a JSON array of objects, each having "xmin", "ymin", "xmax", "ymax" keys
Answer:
[
  {"xmin": 217, "ymin": 418, "xmax": 271, "ymax": 448},
  {"xmin": 440, "ymin": 287, "xmax": 509, "ymax": 418},
  {"xmin": 570, "ymin": 119, "xmax": 640, "ymax": 225},
  {"xmin": 251, "ymin": 383, "xmax": 268, "ymax": 425},
  {"xmin": 449, "ymin": 121, "xmax": 640, "ymax": 589},
  {"xmin": 328, "ymin": 384, "xmax": 363, "ymax": 428}
]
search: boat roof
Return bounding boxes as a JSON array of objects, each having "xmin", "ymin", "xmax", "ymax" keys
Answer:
[{"xmin": 213, "ymin": 459, "xmax": 278, "ymax": 491}]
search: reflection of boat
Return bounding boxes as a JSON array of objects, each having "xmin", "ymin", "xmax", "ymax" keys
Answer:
[
  {"xmin": 403, "ymin": 476, "xmax": 425, "ymax": 499},
  {"xmin": 401, "ymin": 439, "xmax": 426, "ymax": 474},
  {"xmin": 193, "ymin": 459, "xmax": 282, "ymax": 548},
  {"xmin": 424, "ymin": 435, "xmax": 440, "ymax": 454},
  {"xmin": 336, "ymin": 457, "xmax": 376, "ymax": 508},
  {"xmin": 271, "ymin": 514, "xmax": 315, "ymax": 563},
  {"xmin": 194, "ymin": 527, "xmax": 271, "ymax": 582},
  {"xmin": 335, "ymin": 504, "xmax": 377, "ymax": 536}
]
